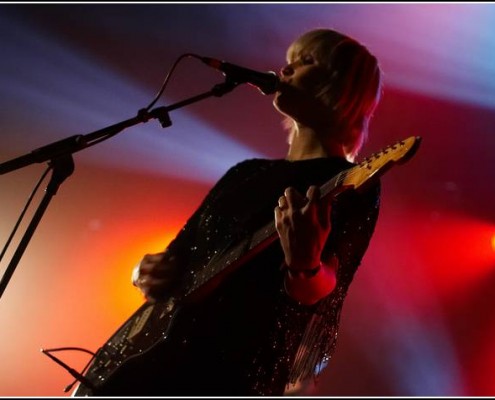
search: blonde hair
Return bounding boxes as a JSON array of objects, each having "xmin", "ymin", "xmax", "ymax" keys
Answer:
[{"xmin": 285, "ymin": 29, "xmax": 383, "ymax": 162}]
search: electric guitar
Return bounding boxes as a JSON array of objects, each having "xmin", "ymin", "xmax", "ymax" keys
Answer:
[{"xmin": 72, "ymin": 136, "xmax": 421, "ymax": 396}]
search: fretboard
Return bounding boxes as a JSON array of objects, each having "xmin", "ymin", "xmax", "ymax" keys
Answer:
[{"xmin": 183, "ymin": 168, "xmax": 348, "ymax": 298}]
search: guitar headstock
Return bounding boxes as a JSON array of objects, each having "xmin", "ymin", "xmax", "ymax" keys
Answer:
[{"xmin": 342, "ymin": 136, "xmax": 422, "ymax": 190}]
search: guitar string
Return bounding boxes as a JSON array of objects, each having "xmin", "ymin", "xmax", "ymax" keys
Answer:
[
  {"xmin": 184, "ymin": 141, "xmax": 409, "ymax": 297},
  {"xmin": 185, "ymin": 163, "xmax": 355, "ymax": 295}
]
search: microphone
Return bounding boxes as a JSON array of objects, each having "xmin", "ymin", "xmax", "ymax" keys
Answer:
[{"xmin": 199, "ymin": 56, "xmax": 280, "ymax": 95}]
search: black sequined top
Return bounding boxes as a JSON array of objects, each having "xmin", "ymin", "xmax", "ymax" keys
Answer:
[{"xmin": 159, "ymin": 157, "xmax": 380, "ymax": 395}]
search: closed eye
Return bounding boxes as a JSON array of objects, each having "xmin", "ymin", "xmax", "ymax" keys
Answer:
[{"xmin": 301, "ymin": 54, "xmax": 315, "ymax": 65}]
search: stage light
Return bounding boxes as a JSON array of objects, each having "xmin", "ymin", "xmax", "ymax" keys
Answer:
[{"xmin": 0, "ymin": 13, "xmax": 262, "ymax": 185}]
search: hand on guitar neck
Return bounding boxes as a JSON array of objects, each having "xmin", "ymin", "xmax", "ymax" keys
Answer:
[{"xmin": 275, "ymin": 185, "xmax": 337, "ymax": 305}]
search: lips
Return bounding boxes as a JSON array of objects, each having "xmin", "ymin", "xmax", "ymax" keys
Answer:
[{"xmin": 276, "ymin": 80, "xmax": 293, "ymax": 93}]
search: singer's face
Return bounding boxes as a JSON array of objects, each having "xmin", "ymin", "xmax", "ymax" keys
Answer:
[{"xmin": 273, "ymin": 52, "xmax": 330, "ymax": 126}]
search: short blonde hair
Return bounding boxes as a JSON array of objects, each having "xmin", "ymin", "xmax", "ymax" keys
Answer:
[{"xmin": 285, "ymin": 29, "xmax": 383, "ymax": 161}]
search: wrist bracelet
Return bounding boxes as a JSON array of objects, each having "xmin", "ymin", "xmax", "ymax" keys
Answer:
[{"xmin": 283, "ymin": 262, "xmax": 322, "ymax": 279}]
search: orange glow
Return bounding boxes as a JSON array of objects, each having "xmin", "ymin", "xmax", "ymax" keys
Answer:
[
  {"xmin": 7, "ymin": 168, "xmax": 205, "ymax": 397},
  {"xmin": 98, "ymin": 225, "xmax": 182, "ymax": 326},
  {"xmin": 492, "ymin": 234, "xmax": 495, "ymax": 252},
  {"xmin": 111, "ymin": 232, "xmax": 177, "ymax": 310}
]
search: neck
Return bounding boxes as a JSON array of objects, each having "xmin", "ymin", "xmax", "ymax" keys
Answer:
[{"xmin": 285, "ymin": 126, "xmax": 346, "ymax": 161}]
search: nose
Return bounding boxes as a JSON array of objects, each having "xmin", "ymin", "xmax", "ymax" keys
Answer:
[{"xmin": 280, "ymin": 64, "xmax": 294, "ymax": 77}]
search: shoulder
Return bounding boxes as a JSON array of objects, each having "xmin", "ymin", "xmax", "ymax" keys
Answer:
[
  {"xmin": 230, "ymin": 157, "xmax": 276, "ymax": 169},
  {"xmin": 223, "ymin": 158, "xmax": 277, "ymax": 176},
  {"xmin": 210, "ymin": 158, "xmax": 275, "ymax": 190}
]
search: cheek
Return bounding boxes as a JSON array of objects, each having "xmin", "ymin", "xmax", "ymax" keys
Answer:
[
  {"xmin": 295, "ymin": 67, "xmax": 329, "ymax": 95},
  {"xmin": 299, "ymin": 75, "xmax": 327, "ymax": 97}
]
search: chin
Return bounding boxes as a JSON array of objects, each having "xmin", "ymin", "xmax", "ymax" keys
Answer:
[
  {"xmin": 272, "ymin": 94, "xmax": 283, "ymax": 113},
  {"xmin": 273, "ymin": 92, "xmax": 291, "ymax": 115}
]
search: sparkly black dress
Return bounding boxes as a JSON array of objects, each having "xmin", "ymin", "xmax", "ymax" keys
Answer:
[{"xmin": 142, "ymin": 157, "xmax": 379, "ymax": 395}]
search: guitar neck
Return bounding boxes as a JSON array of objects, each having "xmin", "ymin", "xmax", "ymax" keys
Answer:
[
  {"xmin": 181, "ymin": 132, "xmax": 423, "ymax": 300},
  {"xmin": 183, "ymin": 169, "xmax": 348, "ymax": 298}
]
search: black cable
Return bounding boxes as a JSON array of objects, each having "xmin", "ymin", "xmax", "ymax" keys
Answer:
[
  {"xmin": 144, "ymin": 52, "xmax": 198, "ymax": 111},
  {"xmin": 41, "ymin": 346, "xmax": 96, "ymax": 356},
  {"xmin": 0, "ymin": 165, "xmax": 51, "ymax": 263},
  {"xmin": 41, "ymin": 346, "xmax": 98, "ymax": 393},
  {"xmin": 77, "ymin": 53, "xmax": 201, "ymax": 150}
]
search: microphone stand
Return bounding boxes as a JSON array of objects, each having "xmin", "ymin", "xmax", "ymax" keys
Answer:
[{"xmin": 0, "ymin": 78, "xmax": 239, "ymax": 300}]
